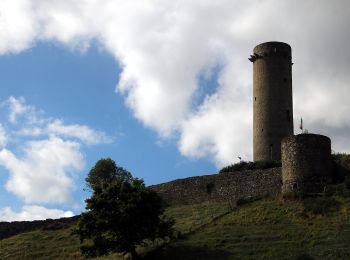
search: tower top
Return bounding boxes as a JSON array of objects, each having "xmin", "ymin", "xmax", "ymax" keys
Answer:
[{"xmin": 249, "ymin": 41, "xmax": 291, "ymax": 63}]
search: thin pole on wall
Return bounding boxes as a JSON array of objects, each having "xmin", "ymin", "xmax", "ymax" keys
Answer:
[{"xmin": 299, "ymin": 117, "xmax": 303, "ymax": 134}]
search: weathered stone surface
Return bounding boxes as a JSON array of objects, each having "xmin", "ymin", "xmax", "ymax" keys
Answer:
[
  {"xmin": 150, "ymin": 168, "xmax": 282, "ymax": 205},
  {"xmin": 252, "ymin": 41, "xmax": 294, "ymax": 161},
  {"xmin": 281, "ymin": 134, "xmax": 332, "ymax": 194}
]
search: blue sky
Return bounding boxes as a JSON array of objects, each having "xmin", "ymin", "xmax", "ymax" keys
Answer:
[
  {"xmin": 0, "ymin": 0, "xmax": 350, "ymax": 220},
  {"xmin": 0, "ymin": 42, "xmax": 216, "ymax": 220}
]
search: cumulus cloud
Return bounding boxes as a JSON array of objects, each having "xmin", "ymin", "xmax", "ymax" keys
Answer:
[
  {"xmin": 0, "ymin": 136, "xmax": 84, "ymax": 204},
  {"xmin": 0, "ymin": 97, "xmax": 110, "ymax": 206},
  {"xmin": 0, "ymin": 205, "xmax": 74, "ymax": 221},
  {"xmin": 1, "ymin": 1, "xmax": 350, "ymax": 166},
  {"xmin": 47, "ymin": 120, "xmax": 111, "ymax": 145},
  {"xmin": 3, "ymin": 96, "xmax": 111, "ymax": 145}
]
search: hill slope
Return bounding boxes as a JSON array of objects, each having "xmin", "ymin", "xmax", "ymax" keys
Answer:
[
  {"xmin": 152, "ymin": 197, "xmax": 350, "ymax": 259},
  {"xmin": 1, "ymin": 197, "xmax": 350, "ymax": 259}
]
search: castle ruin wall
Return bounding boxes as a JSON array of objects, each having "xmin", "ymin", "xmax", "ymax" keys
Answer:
[{"xmin": 150, "ymin": 168, "xmax": 282, "ymax": 205}]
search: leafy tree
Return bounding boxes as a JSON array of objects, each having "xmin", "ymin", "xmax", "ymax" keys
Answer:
[
  {"xmin": 76, "ymin": 158, "xmax": 174, "ymax": 259},
  {"xmin": 85, "ymin": 158, "xmax": 133, "ymax": 190}
]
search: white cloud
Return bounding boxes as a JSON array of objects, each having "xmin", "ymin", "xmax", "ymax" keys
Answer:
[
  {"xmin": 0, "ymin": 136, "xmax": 84, "ymax": 204},
  {"xmin": 0, "ymin": 96, "xmax": 111, "ymax": 207},
  {"xmin": 0, "ymin": 205, "xmax": 74, "ymax": 221},
  {"xmin": 47, "ymin": 119, "xmax": 111, "ymax": 145},
  {"xmin": 0, "ymin": 0, "xmax": 37, "ymax": 54},
  {"xmin": 5, "ymin": 96, "xmax": 43, "ymax": 125},
  {"xmin": 7, "ymin": 96, "xmax": 29, "ymax": 123},
  {"xmin": 1, "ymin": 1, "xmax": 350, "ymax": 166},
  {"xmin": 0, "ymin": 124, "xmax": 7, "ymax": 148},
  {"xmin": 4, "ymin": 96, "xmax": 111, "ymax": 145}
]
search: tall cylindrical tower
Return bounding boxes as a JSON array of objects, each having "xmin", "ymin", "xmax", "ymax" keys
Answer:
[{"xmin": 250, "ymin": 41, "xmax": 294, "ymax": 161}]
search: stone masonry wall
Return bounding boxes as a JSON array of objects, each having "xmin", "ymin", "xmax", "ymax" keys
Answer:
[{"xmin": 150, "ymin": 168, "xmax": 282, "ymax": 205}]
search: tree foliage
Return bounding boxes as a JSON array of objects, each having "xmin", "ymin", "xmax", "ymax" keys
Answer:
[
  {"xmin": 85, "ymin": 158, "xmax": 133, "ymax": 191},
  {"xmin": 76, "ymin": 158, "xmax": 174, "ymax": 258}
]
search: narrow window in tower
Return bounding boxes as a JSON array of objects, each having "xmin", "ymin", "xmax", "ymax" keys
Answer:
[
  {"xmin": 254, "ymin": 97, "xmax": 256, "ymax": 101},
  {"xmin": 286, "ymin": 110, "xmax": 291, "ymax": 122}
]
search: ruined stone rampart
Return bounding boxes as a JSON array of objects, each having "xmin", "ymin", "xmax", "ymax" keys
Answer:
[
  {"xmin": 0, "ymin": 216, "xmax": 79, "ymax": 240},
  {"xmin": 150, "ymin": 168, "xmax": 282, "ymax": 205}
]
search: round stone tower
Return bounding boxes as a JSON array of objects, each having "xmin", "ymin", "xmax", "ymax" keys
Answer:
[
  {"xmin": 281, "ymin": 134, "xmax": 332, "ymax": 194},
  {"xmin": 250, "ymin": 42, "xmax": 294, "ymax": 161}
]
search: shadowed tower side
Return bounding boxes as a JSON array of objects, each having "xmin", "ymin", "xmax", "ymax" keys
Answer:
[{"xmin": 250, "ymin": 42, "xmax": 294, "ymax": 161}]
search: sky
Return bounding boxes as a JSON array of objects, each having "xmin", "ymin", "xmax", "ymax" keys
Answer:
[{"xmin": 0, "ymin": 0, "xmax": 350, "ymax": 221}]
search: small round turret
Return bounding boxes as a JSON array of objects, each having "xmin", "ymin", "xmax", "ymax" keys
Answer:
[{"xmin": 281, "ymin": 134, "xmax": 332, "ymax": 194}]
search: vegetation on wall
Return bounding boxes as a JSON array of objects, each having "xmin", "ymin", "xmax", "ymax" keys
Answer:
[
  {"xmin": 331, "ymin": 152, "xmax": 350, "ymax": 163},
  {"xmin": 219, "ymin": 152, "xmax": 350, "ymax": 175},
  {"xmin": 219, "ymin": 160, "xmax": 281, "ymax": 174}
]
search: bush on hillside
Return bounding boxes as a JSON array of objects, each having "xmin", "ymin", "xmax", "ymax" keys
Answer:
[{"xmin": 219, "ymin": 160, "xmax": 281, "ymax": 174}]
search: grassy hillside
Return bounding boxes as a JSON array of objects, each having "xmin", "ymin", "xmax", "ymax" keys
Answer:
[
  {"xmin": 1, "ymin": 196, "xmax": 350, "ymax": 259},
  {"xmin": 152, "ymin": 197, "xmax": 350, "ymax": 259}
]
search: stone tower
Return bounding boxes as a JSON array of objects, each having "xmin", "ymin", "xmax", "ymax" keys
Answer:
[
  {"xmin": 281, "ymin": 134, "xmax": 332, "ymax": 194},
  {"xmin": 249, "ymin": 41, "xmax": 294, "ymax": 161}
]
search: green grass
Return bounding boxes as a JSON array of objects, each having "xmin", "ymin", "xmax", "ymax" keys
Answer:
[
  {"xmin": 149, "ymin": 197, "xmax": 350, "ymax": 260},
  {"xmin": 1, "ymin": 197, "xmax": 350, "ymax": 259},
  {"xmin": 0, "ymin": 227, "xmax": 82, "ymax": 259}
]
